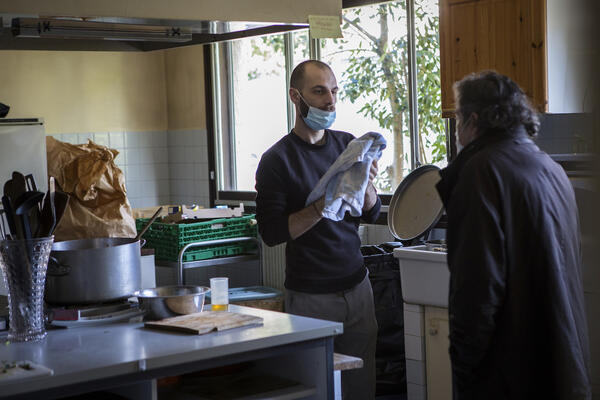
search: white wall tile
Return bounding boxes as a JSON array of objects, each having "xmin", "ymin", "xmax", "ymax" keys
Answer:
[
  {"xmin": 140, "ymin": 164, "xmax": 158, "ymax": 181},
  {"xmin": 195, "ymin": 180, "xmax": 210, "ymax": 197},
  {"xmin": 151, "ymin": 131, "xmax": 168, "ymax": 148},
  {"xmin": 141, "ymin": 180, "xmax": 159, "ymax": 197},
  {"xmin": 197, "ymin": 129, "xmax": 208, "ymax": 144},
  {"xmin": 407, "ymin": 383, "xmax": 427, "ymax": 400},
  {"xmin": 139, "ymin": 148, "xmax": 155, "ymax": 164},
  {"xmin": 109, "ymin": 132, "xmax": 125, "ymax": 149},
  {"xmin": 180, "ymin": 146, "xmax": 196, "ymax": 163},
  {"xmin": 404, "ymin": 303, "xmax": 423, "ymax": 313},
  {"xmin": 126, "ymin": 148, "xmax": 142, "ymax": 165},
  {"xmin": 168, "ymin": 146, "xmax": 184, "ymax": 163},
  {"xmin": 167, "ymin": 130, "xmax": 187, "ymax": 147},
  {"xmin": 62, "ymin": 133, "xmax": 78, "ymax": 144},
  {"xmin": 155, "ymin": 164, "xmax": 170, "ymax": 180},
  {"xmin": 157, "ymin": 180, "xmax": 170, "ymax": 197},
  {"xmin": 405, "ymin": 334, "xmax": 425, "ymax": 361},
  {"xmin": 124, "ymin": 131, "xmax": 143, "ymax": 148},
  {"xmin": 170, "ymin": 180, "xmax": 188, "ymax": 196},
  {"xmin": 170, "ymin": 163, "xmax": 193, "ymax": 181},
  {"xmin": 126, "ymin": 164, "xmax": 142, "ymax": 180},
  {"xmin": 405, "ymin": 310, "xmax": 425, "ymax": 337},
  {"xmin": 197, "ymin": 146, "xmax": 209, "ymax": 164},
  {"xmin": 126, "ymin": 180, "xmax": 143, "ymax": 198},
  {"xmin": 114, "ymin": 151, "xmax": 126, "ymax": 166},
  {"xmin": 129, "ymin": 198, "xmax": 143, "ymax": 209},
  {"xmin": 77, "ymin": 133, "xmax": 93, "ymax": 144},
  {"xmin": 193, "ymin": 163, "xmax": 207, "ymax": 181},
  {"xmin": 94, "ymin": 133, "xmax": 109, "ymax": 147},
  {"xmin": 406, "ymin": 359, "xmax": 426, "ymax": 385},
  {"xmin": 151, "ymin": 147, "xmax": 168, "ymax": 164},
  {"xmin": 187, "ymin": 131, "xmax": 202, "ymax": 146}
]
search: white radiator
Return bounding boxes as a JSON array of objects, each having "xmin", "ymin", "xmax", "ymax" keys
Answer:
[{"xmin": 262, "ymin": 242, "xmax": 286, "ymax": 291}]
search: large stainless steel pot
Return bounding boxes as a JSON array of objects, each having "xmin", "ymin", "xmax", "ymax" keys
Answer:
[{"xmin": 45, "ymin": 237, "xmax": 142, "ymax": 305}]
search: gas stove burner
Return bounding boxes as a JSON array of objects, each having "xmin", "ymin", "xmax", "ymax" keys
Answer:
[{"xmin": 48, "ymin": 300, "xmax": 145, "ymax": 328}]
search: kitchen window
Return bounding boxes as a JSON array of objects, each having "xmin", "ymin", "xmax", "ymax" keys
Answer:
[{"xmin": 208, "ymin": 0, "xmax": 446, "ymax": 208}]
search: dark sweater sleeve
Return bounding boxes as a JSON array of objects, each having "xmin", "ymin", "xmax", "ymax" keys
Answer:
[
  {"xmin": 255, "ymin": 152, "xmax": 292, "ymax": 247},
  {"xmin": 361, "ymin": 195, "xmax": 381, "ymax": 224}
]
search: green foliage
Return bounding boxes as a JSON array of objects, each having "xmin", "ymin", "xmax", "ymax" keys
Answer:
[{"xmin": 334, "ymin": 0, "xmax": 446, "ymax": 188}]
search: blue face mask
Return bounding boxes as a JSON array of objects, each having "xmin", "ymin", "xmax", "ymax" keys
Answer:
[{"xmin": 296, "ymin": 91, "xmax": 336, "ymax": 131}]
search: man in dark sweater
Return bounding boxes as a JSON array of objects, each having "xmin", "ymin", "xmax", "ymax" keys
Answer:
[{"xmin": 255, "ymin": 60, "xmax": 381, "ymax": 400}]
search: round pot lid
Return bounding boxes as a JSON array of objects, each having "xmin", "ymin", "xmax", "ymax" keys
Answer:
[{"xmin": 387, "ymin": 164, "xmax": 444, "ymax": 241}]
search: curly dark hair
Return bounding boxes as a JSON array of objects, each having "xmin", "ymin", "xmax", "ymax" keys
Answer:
[{"xmin": 453, "ymin": 70, "xmax": 540, "ymax": 137}]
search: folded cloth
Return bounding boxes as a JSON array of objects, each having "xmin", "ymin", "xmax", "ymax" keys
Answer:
[{"xmin": 306, "ymin": 132, "xmax": 386, "ymax": 221}]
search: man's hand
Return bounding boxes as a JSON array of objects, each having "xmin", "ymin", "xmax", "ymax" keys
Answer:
[{"xmin": 363, "ymin": 159, "xmax": 378, "ymax": 211}]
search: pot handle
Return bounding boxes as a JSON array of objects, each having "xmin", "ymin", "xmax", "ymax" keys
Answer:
[
  {"xmin": 139, "ymin": 238, "xmax": 147, "ymax": 248},
  {"xmin": 47, "ymin": 256, "xmax": 71, "ymax": 276}
]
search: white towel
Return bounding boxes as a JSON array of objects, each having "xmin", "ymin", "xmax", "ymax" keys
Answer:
[{"xmin": 306, "ymin": 132, "xmax": 387, "ymax": 221}]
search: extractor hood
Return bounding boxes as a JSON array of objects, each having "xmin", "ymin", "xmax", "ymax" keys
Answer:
[
  {"xmin": 1, "ymin": 16, "xmax": 307, "ymax": 51},
  {"xmin": 0, "ymin": 0, "xmax": 341, "ymax": 51}
]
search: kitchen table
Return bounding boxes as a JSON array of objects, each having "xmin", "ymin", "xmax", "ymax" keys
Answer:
[{"xmin": 0, "ymin": 305, "xmax": 343, "ymax": 399}]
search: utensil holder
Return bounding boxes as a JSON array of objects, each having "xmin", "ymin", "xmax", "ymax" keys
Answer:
[{"xmin": 0, "ymin": 236, "xmax": 53, "ymax": 342}]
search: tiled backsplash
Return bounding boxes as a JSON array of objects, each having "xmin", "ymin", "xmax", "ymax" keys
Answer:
[
  {"xmin": 49, "ymin": 129, "xmax": 209, "ymax": 209},
  {"xmin": 167, "ymin": 129, "xmax": 210, "ymax": 208}
]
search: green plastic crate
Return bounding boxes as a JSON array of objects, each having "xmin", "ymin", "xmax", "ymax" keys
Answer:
[{"xmin": 136, "ymin": 214, "xmax": 258, "ymax": 262}]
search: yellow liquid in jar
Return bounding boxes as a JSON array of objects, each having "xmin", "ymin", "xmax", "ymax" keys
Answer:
[{"xmin": 211, "ymin": 304, "xmax": 229, "ymax": 311}]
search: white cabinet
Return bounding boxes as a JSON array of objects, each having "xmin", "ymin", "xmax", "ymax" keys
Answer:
[{"xmin": 425, "ymin": 306, "xmax": 452, "ymax": 400}]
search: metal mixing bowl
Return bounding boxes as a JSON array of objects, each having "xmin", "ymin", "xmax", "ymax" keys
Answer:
[{"xmin": 134, "ymin": 285, "xmax": 210, "ymax": 321}]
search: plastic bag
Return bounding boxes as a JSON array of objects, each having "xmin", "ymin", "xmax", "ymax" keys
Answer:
[{"xmin": 46, "ymin": 136, "xmax": 137, "ymax": 241}]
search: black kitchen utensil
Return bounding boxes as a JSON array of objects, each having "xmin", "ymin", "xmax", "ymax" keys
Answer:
[
  {"xmin": 14, "ymin": 191, "xmax": 45, "ymax": 240},
  {"xmin": 0, "ymin": 209, "xmax": 8, "ymax": 240},
  {"xmin": 11, "ymin": 172, "xmax": 27, "ymax": 199},
  {"xmin": 25, "ymin": 174, "xmax": 38, "ymax": 192},
  {"xmin": 51, "ymin": 190, "xmax": 70, "ymax": 234},
  {"xmin": 0, "ymin": 102, "xmax": 9, "ymax": 118},
  {"xmin": 36, "ymin": 177, "xmax": 57, "ymax": 238},
  {"xmin": 1, "ymin": 195, "xmax": 17, "ymax": 238}
]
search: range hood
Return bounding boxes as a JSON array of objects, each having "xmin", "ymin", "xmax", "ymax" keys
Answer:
[
  {"xmin": 1, "ymin": 16, "xmax": 307, "ymax": 51},
  {"xmin": 0, "ymin": 0, "xmax": 341, "ymax": 51}
]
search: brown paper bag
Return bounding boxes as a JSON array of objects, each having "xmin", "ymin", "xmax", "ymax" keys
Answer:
[{"xmin": 46, "ymin": 136, "xmax": 137, "ymax": 241}]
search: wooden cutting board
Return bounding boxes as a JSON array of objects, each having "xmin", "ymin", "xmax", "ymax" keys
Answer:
[{"xmin": 144, "ymin": 311, "xmax": 263, "ymax": 335}]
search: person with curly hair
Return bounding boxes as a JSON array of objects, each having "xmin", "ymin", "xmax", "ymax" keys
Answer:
[{"xmin": 436, "ymin": 71, "xmax": 591, "ymax": 399}]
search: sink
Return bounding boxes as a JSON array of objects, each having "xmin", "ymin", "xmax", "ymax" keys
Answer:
[{"xmin": 393, "ymin": 246, "xmax": 449, "ymax": 307}]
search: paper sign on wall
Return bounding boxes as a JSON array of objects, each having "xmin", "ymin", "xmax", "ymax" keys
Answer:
[{"xmin": 308, "ymin": 15, "xmax": 343, "ymax": 39}]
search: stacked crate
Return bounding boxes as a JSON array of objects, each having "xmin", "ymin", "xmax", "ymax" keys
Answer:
[{"xmin": 136, "ymin": 215, "xmax": 258, "ymax": 262}]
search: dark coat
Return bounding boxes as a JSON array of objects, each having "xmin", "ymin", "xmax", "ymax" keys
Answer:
[{"xmin": 436, "ymin": 127, "xmax": 591, "ymax": 400}]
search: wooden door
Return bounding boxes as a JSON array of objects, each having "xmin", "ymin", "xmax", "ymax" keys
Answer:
[{"xmin": 439, "ymin": 0, "xmax": 547, "ymax": 117}]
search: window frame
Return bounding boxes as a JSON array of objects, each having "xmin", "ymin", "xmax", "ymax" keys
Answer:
[{"xmin": 205, "ymin": 0, "xmax": 448, "ymax": 220}]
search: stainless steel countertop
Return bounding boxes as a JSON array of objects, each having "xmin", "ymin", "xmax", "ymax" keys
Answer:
[{"xmin": 0, "ymin": 305, "xmax": 343, "ymax": 397}]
